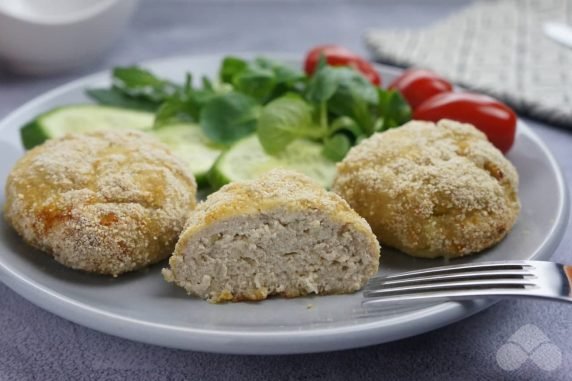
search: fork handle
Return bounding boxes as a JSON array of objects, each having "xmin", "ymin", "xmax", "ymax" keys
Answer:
[{"xmin": 565, "ymin": 265, "xmax": 572, "ymax": 297}]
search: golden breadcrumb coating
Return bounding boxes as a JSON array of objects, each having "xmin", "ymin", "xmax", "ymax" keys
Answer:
[
  {"xmin": 333, "ymin": 119, "xmax": 520, "ymax": 258},
  {"xmin": 163, "ymin": 169, "xmax": 380, "ymax": 303},
  {"xmin": 4, "ymin": 130, "xmax": 197, "ymax": 276}
]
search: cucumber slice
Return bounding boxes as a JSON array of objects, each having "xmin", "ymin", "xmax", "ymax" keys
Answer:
[
  {"xmin": 151, "ymin": 124, "xmax": 224, "ymax": 186},
  {"xmin": 20, "ymin": 105, "xmax": 154, "ymax": 149},
  {"xmin": 210, "ymin": 135, "xmax": 336, "ymax": 189},
  {"xmin": 19, "ymin": 105, "xmax": 223, "ymax": 186}
]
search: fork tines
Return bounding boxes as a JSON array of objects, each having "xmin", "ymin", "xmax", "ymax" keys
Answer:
[{"xmin": 363, "ymin": 261, "xmax": 537, "ymax": 304}]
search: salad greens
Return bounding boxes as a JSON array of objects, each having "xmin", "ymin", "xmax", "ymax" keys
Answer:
[
  {"xmin": 257, "ymin": 94, "xmax": 324, "ymax": 155},
  {"xmin": 200, "ymin": 92, "xmax": 260, "ymax": 144},
  {"xmin": 112, "ymin": 66, "xmax": 180, "ymax": 102},
  {"xmin": 86, "ymin": 55, "xmax": 411, "ymax": 161},
  {"xmin": 86, "ymin": 88, "xmax": 160, "ymax": 112}
]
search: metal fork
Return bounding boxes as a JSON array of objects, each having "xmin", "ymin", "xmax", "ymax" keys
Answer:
[{"xmin": 363, "ymin": 261, "xmax": 572, "ymax": 306}]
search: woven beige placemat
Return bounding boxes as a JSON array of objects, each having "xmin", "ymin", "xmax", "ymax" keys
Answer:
[{"xmin": 365, "ymin": 0, "xmax": 572, "ymax": 128}]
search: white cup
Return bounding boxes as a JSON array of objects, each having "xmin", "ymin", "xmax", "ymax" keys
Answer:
[{"xmin": 0, "ymin": 0, "xmax": 139, "ymax": 75}]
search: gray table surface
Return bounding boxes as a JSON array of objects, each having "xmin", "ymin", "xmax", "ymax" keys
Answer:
[{"xmin": 1, "ymin": 1, "xmax": 571, "ymax": 380}]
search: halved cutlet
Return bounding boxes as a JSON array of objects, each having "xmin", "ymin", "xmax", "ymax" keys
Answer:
[{"xmin": 163, "ymin": 169, "xmax": 380, "ymax": 303}]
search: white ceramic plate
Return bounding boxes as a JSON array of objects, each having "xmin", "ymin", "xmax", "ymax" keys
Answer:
[{"xmin": 0, "ymin": 54, "xmax": 568, "ymax": 354}]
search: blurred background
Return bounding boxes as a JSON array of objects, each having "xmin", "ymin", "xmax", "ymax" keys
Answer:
[
  {"xmin": 2, "ymin": 0, "xmax": 570, "ymax": 126},
  {"xmin": 0, "ymin": 0, "xmax": 474, "ymax": 113}
]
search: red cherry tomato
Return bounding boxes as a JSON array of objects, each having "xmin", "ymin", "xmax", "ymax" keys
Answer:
[
  {"xmin": 304, "ymin": 45, "xmax": 382, "ymax": 86},
  {"xmin": 413, "ymin": 93, "xmax": 517, "ymax": 153},
  {"xmin": 388, "ymin": 69, "xmax": 453, "ymax": 109}
]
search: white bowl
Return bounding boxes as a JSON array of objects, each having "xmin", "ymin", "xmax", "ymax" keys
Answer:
[{"xmin": 0, "ymin": 0, "xmax": 139, "ymax": 75}]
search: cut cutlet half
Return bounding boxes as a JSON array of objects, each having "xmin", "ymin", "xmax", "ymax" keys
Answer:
[{"xmin": 163, "ymin": 169, "xmax": 380, "ymax": 303}]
